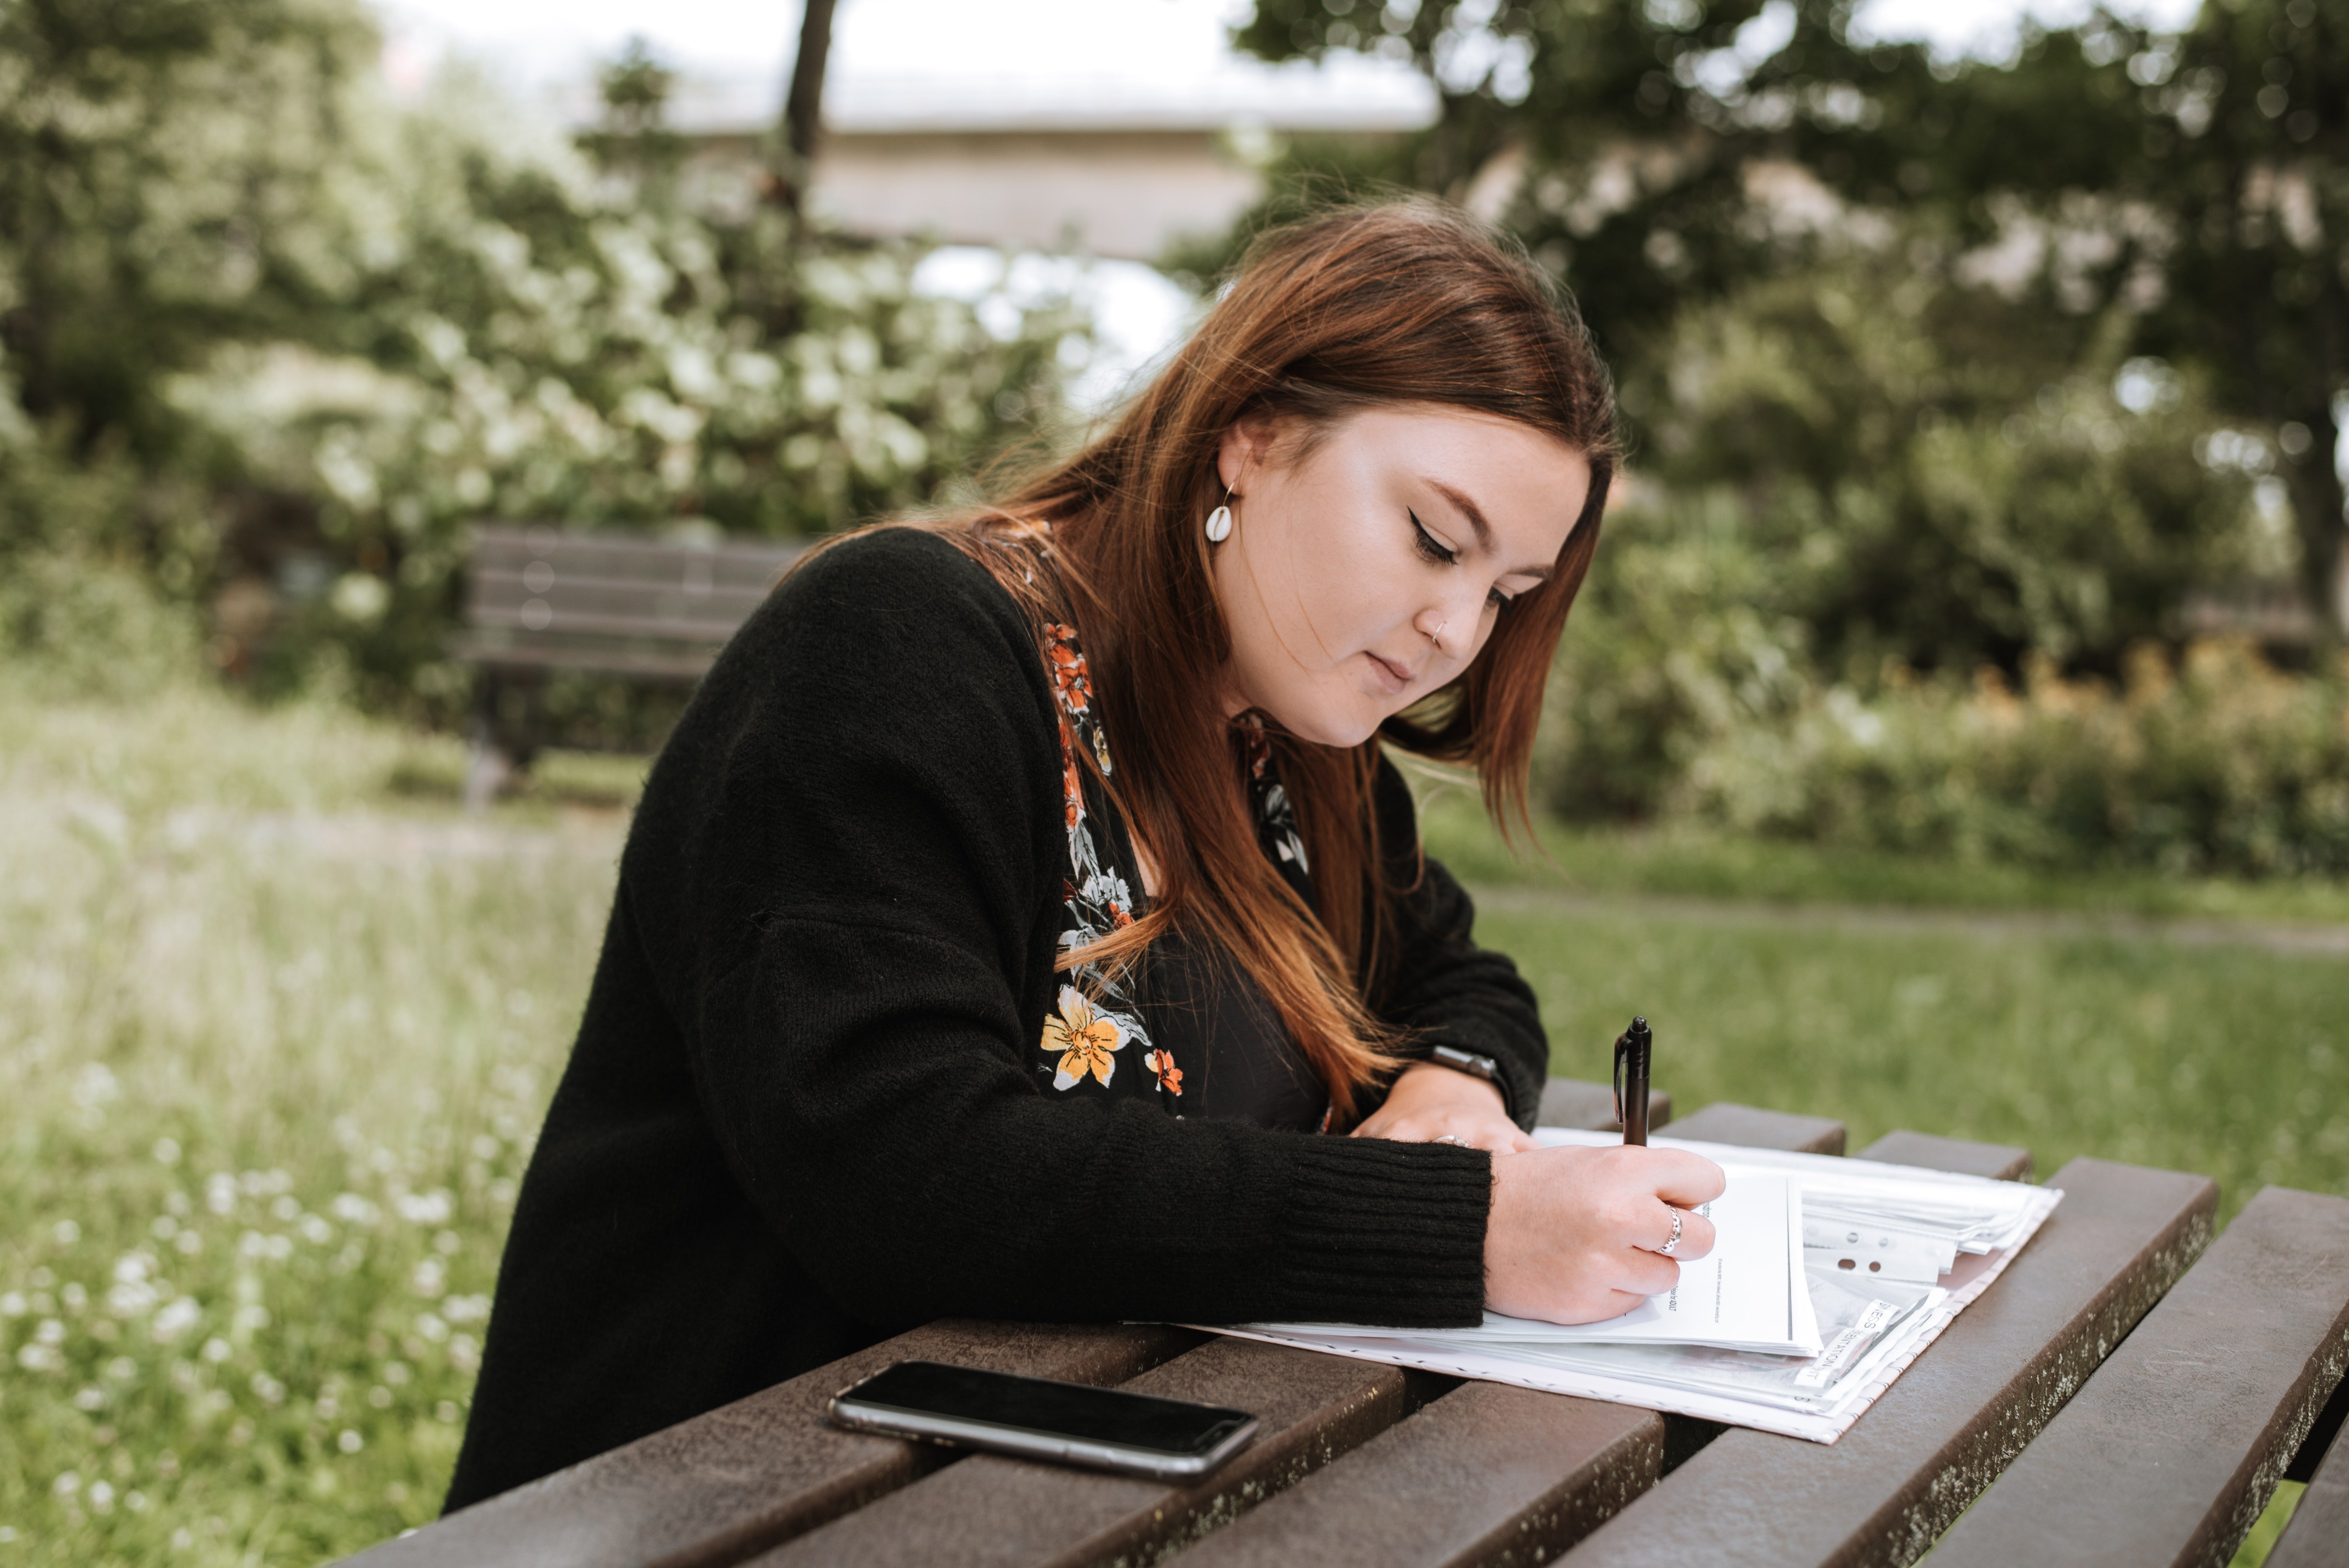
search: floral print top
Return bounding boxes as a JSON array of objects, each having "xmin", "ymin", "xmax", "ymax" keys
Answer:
[{"xmin": 1035, "ymin": 617, "xmax": 1329, "ymax": 1131}]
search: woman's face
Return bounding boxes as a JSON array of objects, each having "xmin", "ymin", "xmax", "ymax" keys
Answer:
[{"xmin": 1210, "ymin": 404, "xmax": 1592, "ymax": 747}]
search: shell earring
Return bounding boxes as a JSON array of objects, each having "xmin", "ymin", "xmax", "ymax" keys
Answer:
[{"xmin": 1204, "ymin": 486, "xmax": 1235, "ymax": 543}]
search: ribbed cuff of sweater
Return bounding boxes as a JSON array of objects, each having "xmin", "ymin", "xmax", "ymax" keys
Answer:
[{"xmin": 1261, "ymin": 1137, "xmax": 1490, "ymax": 1327}]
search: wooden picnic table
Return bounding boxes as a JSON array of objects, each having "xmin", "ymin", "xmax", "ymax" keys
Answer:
[{"xmin": 348, "ymin": 1083, "xmax": 2349, "ymax": 1568}]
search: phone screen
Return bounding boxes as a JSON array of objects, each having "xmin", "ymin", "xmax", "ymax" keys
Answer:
[{"xmin": 835, "ymin": 1361, "xmax": 1254, "ymax": 1458}]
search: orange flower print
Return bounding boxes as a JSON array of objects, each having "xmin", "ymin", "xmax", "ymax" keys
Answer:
[
  {"xmin": 1144, "ymin": 1048, "xmax": 1183, "ymax": 1097},
  {"xmin": 1042, "ymin": 985, "xmax": 1126, "ymax": 1090},
  {"xmin": 1044, "ymin": 624, "xmax": 1092, "ymax": 714},
  {"xmin": 1058, "ymin": 715, "xmax": 1084, "ymax": 831}
]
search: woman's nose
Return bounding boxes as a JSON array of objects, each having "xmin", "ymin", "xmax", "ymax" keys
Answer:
[{"xmin": 1414, "ymin": 587, "xmax": 1482, "ymax": 658}]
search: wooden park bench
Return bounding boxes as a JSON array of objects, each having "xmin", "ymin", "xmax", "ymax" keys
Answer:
[
  {"xmin": 340, "ymin": 1080, "xmax": 2349, "ymax": 1568},
  {"xmin": 453, "ymin": 524, "xmax": 806, "ymax": 808}
]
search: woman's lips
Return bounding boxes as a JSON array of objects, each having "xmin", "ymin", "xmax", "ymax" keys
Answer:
[{"xmin": 1365, "ymin": 651, "xmax": 1414, "ymax": 695}]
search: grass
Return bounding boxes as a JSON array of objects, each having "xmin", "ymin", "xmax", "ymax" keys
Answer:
[
  {"xmin": 0, "ymin": 681, "xmax": 625, "ymax": 1564},
  {"xmin": 1480, "ymin": 894, "xmax": 2348, "ymax": 1228},
  {"xmin": 0, "ymin": 680, "xmax": 2338, "ymax": 1565},
  {"xmin": 1415, "ymin": 783, "xmax": 2349, "ymax": 926}
]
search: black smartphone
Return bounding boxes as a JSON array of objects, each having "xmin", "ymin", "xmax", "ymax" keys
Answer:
[{"xmin": 825, "ymin": 1360, "xmax": 1259, "ymax": 1481}]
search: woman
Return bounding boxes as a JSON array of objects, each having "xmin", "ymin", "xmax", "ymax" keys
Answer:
[{"xmin": 445, "ymin": 200, "xmax": 1724, "ymax": 1510}]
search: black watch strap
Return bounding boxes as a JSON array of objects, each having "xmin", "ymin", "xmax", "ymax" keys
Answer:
[{"xmin": 1427, "ymin": 1045, "xmax": 1513, "ymax": 1117}]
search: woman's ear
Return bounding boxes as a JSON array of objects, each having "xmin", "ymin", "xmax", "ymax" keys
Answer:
[{"xmin": 1216, "ymin": 413, "xmax": 1279, "ymax": 495}]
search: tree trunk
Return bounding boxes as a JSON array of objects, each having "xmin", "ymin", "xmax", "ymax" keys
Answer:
[
  {"xmin": 773, "ymin": 0, "xmax": 839, "ymax": 216},
  {"xmin": 2281, "ymin": 399, "xmax": 2347, "ymax": 644}
]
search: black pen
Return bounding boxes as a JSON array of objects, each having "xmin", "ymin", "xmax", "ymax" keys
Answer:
[{"xmin": 1613, "ymin": 1016, "xmax": 1652, "ymax": 1146}]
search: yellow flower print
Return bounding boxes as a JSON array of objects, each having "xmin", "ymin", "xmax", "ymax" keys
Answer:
[{"xmin": 1042, "ymin": 985, "xmax": 1127, "ymax": 1090}]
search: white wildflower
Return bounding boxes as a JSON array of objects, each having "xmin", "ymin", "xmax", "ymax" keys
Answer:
[
  {"xmin": 151, "ymin": 1297, "xmax": 201, "ymax": 1342},
  {"xmin": 394, "ymin": 1190, "xmax": 452, "ymax": 1226},
  {"xmin": 329, "ymin": 1194, "xmax": 379, "ymax": 1226},
  {"xmin": 70, "ymin": 1064, "xmax": 119, "ymax": 1112},
  {"xmin": 338, "ymin": 1429, "xmax": 364, "ymax": 1454}
]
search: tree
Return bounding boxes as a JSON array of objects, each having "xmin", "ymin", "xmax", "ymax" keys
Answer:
[
  {"xmin": 0, "ymin": 0, "xmax": 382, "ymax": 468},
  {"xmin": 1231, "ymin": 0, "xmax": 2349, "ymax": 637},
  {"xmin": 772, "ymin": 0, "xmax": 841, "ymax": 218}
]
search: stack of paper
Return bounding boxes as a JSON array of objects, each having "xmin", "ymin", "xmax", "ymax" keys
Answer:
[{"xmin": 1202, "ymin": 1130, "xmax": 2061, "ymax": 1444}]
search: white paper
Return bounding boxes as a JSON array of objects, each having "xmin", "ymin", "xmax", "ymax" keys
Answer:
[
  {"xmin": 1192, "ymin": 1139, "xmax": 2063, "ymax": 1444},
  {"xmin": 1241, "ymin": 1174, "xmax": 1817, "ymax": 1356}
]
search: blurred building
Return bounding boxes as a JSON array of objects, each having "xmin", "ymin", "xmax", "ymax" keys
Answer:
[{"xmin": 637, "ymin": 68, "xmax": 1436, "ymax": 262}]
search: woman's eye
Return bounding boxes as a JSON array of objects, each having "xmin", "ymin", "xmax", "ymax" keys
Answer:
[
  {"xmin": 1487, "ymin": 586, "xmax": 1517, "ymax": 612},
  {"xmin": 1408, "ymin": 509, "xmax": 1457, "ymax": 566}
]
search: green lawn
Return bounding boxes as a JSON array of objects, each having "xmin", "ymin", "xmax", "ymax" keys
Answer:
[
  {"xmin": 0, "ymin": 682, "xmax": 2338, "ymax": 1565},
  {"xmin": 1415, "ymin": 783, "xmax": 2349, "ymax": 926},
  {"xmin": 1483, "ymin": 898, "xmax": 2346, "ymax": 1227}
]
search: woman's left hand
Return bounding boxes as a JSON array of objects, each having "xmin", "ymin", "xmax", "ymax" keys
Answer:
[{"xmin": 1350, "ymin": 1061, "xmax": 1538, "ymax": 1154}]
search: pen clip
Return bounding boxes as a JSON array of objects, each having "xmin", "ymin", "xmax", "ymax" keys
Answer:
[{"xmin": 1611, "ymin": 1028, "xmax": 1628, "ymax": 1127}]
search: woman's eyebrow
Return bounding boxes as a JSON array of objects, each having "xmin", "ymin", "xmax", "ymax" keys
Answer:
[{"xmin": 1426, "ymin": 478, "xmax": 1554, "ymax": 580}]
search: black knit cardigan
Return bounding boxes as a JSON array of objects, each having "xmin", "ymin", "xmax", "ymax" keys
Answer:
[{"xmin": 444, "ymin": 527, "xmax": 1549, "ymax": 1509}]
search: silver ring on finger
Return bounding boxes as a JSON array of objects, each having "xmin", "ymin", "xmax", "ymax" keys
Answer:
[
  {"xmin": 1433, "ymin": 1134, "xmax": 1469, "ymax": 1147},
  {"xmin": 1657, "ymin": 1206, "xmax": 1683, "ymax": 1256}
]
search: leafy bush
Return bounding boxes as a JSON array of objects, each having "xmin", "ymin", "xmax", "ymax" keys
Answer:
[
  {"xmin": 2, "ymin": 3, "xmax": 1089, "ymax": 715},
  {"xmin": 1666, "ymin": 642, "xmax": 2349, "ymax": 878},
  {"xmin": 1531, "ymin": 246, "xmax": 2346, "ymax": 877}
]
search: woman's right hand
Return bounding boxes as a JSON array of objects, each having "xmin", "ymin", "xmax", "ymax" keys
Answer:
[{"xmin": 1484, "ymin": 1144, "xmax": 1727, "ymax": 1323}]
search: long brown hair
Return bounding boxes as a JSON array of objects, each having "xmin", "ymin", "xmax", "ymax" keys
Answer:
[{"xmin": 850, "ymin": 200, "xmax": 1614, "ymax": 1116}]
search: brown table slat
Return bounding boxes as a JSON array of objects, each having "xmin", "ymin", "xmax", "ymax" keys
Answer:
[
  {"xmin": 1665, "ymin": 1102, "xmax": 1847, "ymax": 1156},
  {"xmin": 1930, "ymin": 1184, "xmax": 2349, "ymax": 1568},
  {"xmin": 1161, "ymin": 1100, "xmax": 1867, "ymax": 1566},
  {"xmin": 1539, "ymin": 1078, "xmax": 1672, "ymax": 1133},
  {"xmin": 2269, "ymin": 1386, "xmax": 2349, "ymax": 1568},
  {"xmin": 1557, "ymin": 1156, "xmax": 2217, "ymax": 1568},
  {"xmin": 1170, "ymin": 1385, "xmax": 1659, "ymax": 1568},
  {"xmin": 1855, "ymin": 1130, "xmax": 2030, "ymax": 1183},
  {"xmin": 745, "ymin": 1337, "xmax": 1407, "ymax": 1568},
  {"xmin": 341, "ymin": 1321, "xmax": 1201, "ymax": 1568}
]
